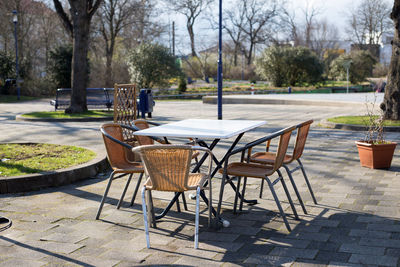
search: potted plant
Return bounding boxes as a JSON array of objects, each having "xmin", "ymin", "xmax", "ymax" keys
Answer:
[{"xmin": 355, "ymin": 97, "xmax": 397, "ymax": 169}]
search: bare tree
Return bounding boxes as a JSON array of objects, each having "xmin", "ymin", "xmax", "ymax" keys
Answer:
[
  {"xmin": 222, "ymin": 0, "xmax": 246, "ymax": 66},
  {"xmin": 346, "ymin": 0, "xmax": 391, "ymax": 45},
  {"xmin": 310, "ymin": 20, "xmax": 339, "ymax": 59},
  {"xmin": 240, "ymin": 0, "xmax": 280, "ymax": 65},
  {"xmin": 381, "ymin": 0, "xmax": 400, "ymax": 120},
  {"xmin": 165, "ymin": 0, "xmax": 213, "ymax": 57},
  {"xmin": 53, "ymin": 0, "xmax": 102, "ymax": 113},
  {"xmin": 95, "ymin": 0, "xmax": 136, "ymax": 87},
  {"xmin": 303, "ymin": 1, "xmax": 322, "ymax": 48}
]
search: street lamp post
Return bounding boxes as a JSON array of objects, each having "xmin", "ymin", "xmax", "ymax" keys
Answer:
[
  {"xmin": 12, "ymin": 10, "xmax": 20, "ymax": 100},
  {"xmin": 217, "ymin": 0, "xmax": 223, "ymax": 120}
]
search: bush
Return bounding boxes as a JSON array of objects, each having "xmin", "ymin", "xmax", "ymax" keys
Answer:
[
  {"xmin": 256, "ymin": 46, "xmax": 323, "ymax": 87},
  {"xmin": 128, "ymin": 43, "xmax": 182, "ymax": 88},
  {"xmin": 178, "ymin": 76, "xmax": 187, "ymax": 93},
  {"xmin": 48, "ymin": 44, "xmax": 73, "ymax": 89},
  {"xmin": 0, "ymin": 52, "xmax": 14, "ymax": 84},
  {"xmin": 329, "ymin": 50, "xmax": 377, "ymax": 84}
]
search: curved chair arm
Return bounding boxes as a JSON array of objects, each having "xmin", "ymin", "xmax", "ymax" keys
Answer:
[
  {"xmin": 100, "ymin": 127, "xmax": 133, "ymax": 150},
  {"xmin": 222, "ymin": 125, "xmax": 296, "ymax": 172},
  {"xmin": 192, "ymin": 146, "xmax": 213, "ymax": 182}
]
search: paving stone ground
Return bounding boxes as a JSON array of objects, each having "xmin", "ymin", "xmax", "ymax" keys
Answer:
[{"xmin": 0, "ymin": 97, "xmax": 400, "ymax": 266}]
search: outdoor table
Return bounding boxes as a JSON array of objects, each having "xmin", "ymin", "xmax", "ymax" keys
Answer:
[{"xmin": 134, "ymin": 119, "xmax": 267, "ymax": 226}]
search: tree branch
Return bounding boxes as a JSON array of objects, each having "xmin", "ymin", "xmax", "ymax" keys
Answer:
[{"xmin": 53, "ymin": 0, "xmax": 73, "ymax": 36}]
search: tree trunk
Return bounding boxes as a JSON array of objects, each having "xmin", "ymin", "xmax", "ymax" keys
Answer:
[
  {"xmin": 66, "ymin": 11, "xmax": 90, "ymax": 113},
  {"xmin": 187, "ymin": 23, "xmax": 197, "ymax": 57},
  {"xmin": 105, "ymin": 40, "xmax": 114, "ymax": 88},
  {"xmin": 381, "ymin": 0, "xmax": 400, "ymax": 120}
]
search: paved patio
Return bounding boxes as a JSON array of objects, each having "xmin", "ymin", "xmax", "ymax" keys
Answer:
[{"xmin": 0, "ymin": 97, "xmax": 400, "ymax": 266}]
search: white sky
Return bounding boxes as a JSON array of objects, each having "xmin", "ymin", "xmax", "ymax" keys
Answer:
[{"xmin": 160, "ymin": 0, "xmax": 392, "ymax": 54}]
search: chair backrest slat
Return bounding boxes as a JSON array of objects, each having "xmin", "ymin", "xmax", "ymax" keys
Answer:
[
  {"xmin": 273, "ymin": 126, "xmax": 295, "ymax": 171},
  {"xmin": 133, "ymin": 120, "xmax": 154, "ymax": 146},
  {"xmin": 101, "ymin": 123, "xmax": 128, "ymax": 168},
  {"xmin": 292, "ymin": 120, "xmax": 313, "ymax": 161},
  {"xmin": 113, "ymin": 83, "xmax": 138, "ymax": 143},
  {"xmin": 135, "ymin": 145, "xmax": 193, "ymax": 192}
]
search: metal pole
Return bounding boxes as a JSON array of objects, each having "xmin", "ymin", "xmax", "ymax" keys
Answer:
[
  {"xmin": 217, "ymin": 0, "xmax": 223, "ymax": 120},
  {"xmin": 13, "ymin": 10, "xmax": 20, "ymax": 100},
  {"xmin": 241, "ymin": 50, "xmax": 244, "ymax": 81},
  {"xmin": 346, "ymin": 66, "xmax": 349, "ymax": 94},
  {"xmin": 172, "ymin": 21, "xmax": 175, "ymax": 56}
]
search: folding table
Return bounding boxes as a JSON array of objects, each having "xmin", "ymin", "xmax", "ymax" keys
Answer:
[{"xmin": 134, "ymin": 119, "xmax": 267, "ymax": 226}]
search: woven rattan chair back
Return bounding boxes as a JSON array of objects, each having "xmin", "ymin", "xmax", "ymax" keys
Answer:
[
  {"xmin": 291, "ymin": 120, "xmax": 313, "ymax": 162},
  {"xmin": 101, "ymin": 123, "xmax": 129, "ymax": 168},
  {"xmin": 137, "ymin": 145, "xmax": 194, "ymax": 192},
  {"xmin": 272, "ymin": 128, "xmax": 293, "ymax": 172},
  {"xmin": 113, "ymin": 83, "xmax": 138, "ymax": 143},
  {"xmin": 133, "ymin": 120, "xmax": 154, "ymax": 146}
]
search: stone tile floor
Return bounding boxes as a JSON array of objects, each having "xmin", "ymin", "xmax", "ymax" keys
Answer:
[{"xmin": 0, "ymin": 99, "xmax": 399, "ymax": 266}]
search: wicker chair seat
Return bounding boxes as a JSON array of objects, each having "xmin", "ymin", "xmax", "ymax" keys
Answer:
[
  {"xmin": 112, "ymin": 162, "xmax": 143, "ymax": 173},
  {"xmin": 144, "ymin": 173, "xmax": 208, "ymax": 191},
  {"xmin": 250, "ymin": 152, "xmax": 293, "ymax": 165},
  {"xmin": 219, "ymin": 162, "xmax": 275, "ymax": 178}
]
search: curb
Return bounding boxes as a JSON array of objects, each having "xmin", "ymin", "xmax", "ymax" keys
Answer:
[
  {"xmin": 0, "ymin": 148, "xmax": 109, "ymax": 194},
  {"xmin": 15, "ymin": 115, "xmax": 113, "ymax": 122},
  {"xmin": 320, "ymin": 119, "xmax": 400, "ymax": 132},
  {"xmin": 202, "ymin": 96, "xmax": 364, "ymax": 107}
]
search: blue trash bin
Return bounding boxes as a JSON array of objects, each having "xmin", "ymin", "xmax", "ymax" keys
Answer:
[{"xmin": 139, "ymin": 89, "xmax": 155, "ymax": 119}]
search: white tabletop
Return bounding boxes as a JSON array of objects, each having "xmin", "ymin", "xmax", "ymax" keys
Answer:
[{"xmin": 133, "ymin": 119, "xmax": 267, "ymax": 139}]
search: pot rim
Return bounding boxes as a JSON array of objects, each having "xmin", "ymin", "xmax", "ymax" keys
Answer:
[{"xmin": 355, "ymin": 140, "xmax": 397, "ymax": 146}]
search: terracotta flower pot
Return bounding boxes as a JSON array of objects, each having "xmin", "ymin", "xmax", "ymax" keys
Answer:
[{"xmin": 355, "ymin": 141, "xmax": 397, "ymax": 169}]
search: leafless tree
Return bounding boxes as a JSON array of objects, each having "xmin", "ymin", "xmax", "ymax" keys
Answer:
[
  {"xmin": 346, "ymin": 0, "xmax": 391, "ymax": 45},
  {"xmin": 165, "ymin": 0, "xmax": 214, "ymax": 57},
  {"xmin": 239, "ymin": 0, "xmax": 281, "ymax": 65},
  {"xmin": 221, "ymin": 0, "xmax": 246, "ymax": 66},
  {"xmin": 95, "ymin": 0, "xmax": 136, "ymax": 87},
  {"xmin": 53, "ymin": 0, "xmax": 102, "ymax": 113},
  {"xmin": 310, "ymin": 20, "xmax": 339, "ymax": 59}
]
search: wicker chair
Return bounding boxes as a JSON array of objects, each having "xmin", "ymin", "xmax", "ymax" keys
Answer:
[
  {"xmin": 132, "ymin": 144, "xmax": 213, "ymax": 249},
  {"xmin": 250, "ymin": 120, "xmax": 317, "ymax": 211},
  {"xmin": 96, "ymin": 123, "xmax": 144, "ymax": 220},
  {"xmin": 217, "ymin": 125, "xmax": 297, "ymax": 232}
]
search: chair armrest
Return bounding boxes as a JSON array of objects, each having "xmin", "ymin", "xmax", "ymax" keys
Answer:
[
  {"xmin": 100, "ymin": 127, "xmax": 133, "ymax": 150},
  {"xmin": 223, "ymin": 126, "xmax": 295, "ymax": 171}
]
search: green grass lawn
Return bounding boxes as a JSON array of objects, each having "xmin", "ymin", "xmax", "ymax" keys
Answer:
[
  {"xmin": 327, "ymin": 116, "xmax": 400, "ymax": 126},
  {"xmin": 22, "ymin": 110, "xmax": 113, "ymax": 119},
  {"xmin": 0, "ymin": 143, "xmax": 96, "ymax": 177}
]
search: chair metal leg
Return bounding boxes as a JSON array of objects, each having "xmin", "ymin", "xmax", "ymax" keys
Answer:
[
  {"xmin": 278, "ymin": 169, "xmax": 299, "ymax": 220},
  {"xmin": 195, "ymin": 187, "xmax": 200, "ymax": 249},
  {"xmin": 217, "ymin": 172, "xmax": 227, "ymax": 218},
  {"xmin": 265, "ymin": 176, "xmax": 291, "ymax": 232},
  {"xmin": 297, "ymin": 159, "xmax": 317, "ymax": 204},
  {"xmin": 175, "ymin": 193, "xmax": 181, "ymax": 212},
  {"xmin": 239, "ymin": 177, "xmax": 247, "ymax": 212},
  {"xmin": 182, "ymin": 193, "xmax": 188, "ymax": 211},
  {"xmin": 96, "ymin": 171, "xmax": 116, "ymax": 220},
  {"xmin": 117, "ymin": 174, "xmax": 133, "ymax": 209},
  {"xmin": 130, "ymin": 173, "xmax": 144, "ymax": 206},
  {"xmin": 141, "ymin": 186, "xmax": 150, "ymax": 248},
  {"xmin": 283, "ymin": 165, "xmax": 307, "ymax": 214},
  {"xmin": 259, "ymin": 179, "xmax": 264, "ymax": 198},
  {"xmin": 147, "ymin": 190, "xmax": 156, "ymax": 228},
  {"xmin": 233, "ymin": 176, "xmax": 241, "ymax": 214}
]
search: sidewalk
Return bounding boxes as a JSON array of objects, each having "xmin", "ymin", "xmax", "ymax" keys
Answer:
[
  {"xmin": 0, "ymin": 98, "xmax": 399, "ymax": 266},
  {"xmin": 203, "ymin": 92, "xmax": 384, "ymax": 108}
]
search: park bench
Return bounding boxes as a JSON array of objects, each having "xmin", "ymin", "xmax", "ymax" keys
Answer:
[{"xmin": 50, "ymin": 88, "xmax": 114, "ymax": 111}]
